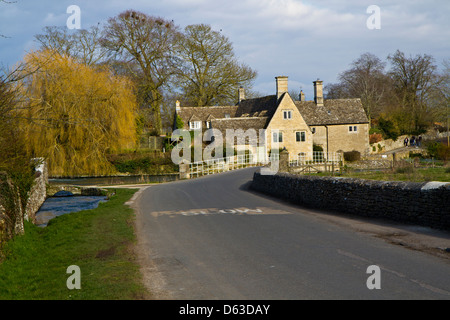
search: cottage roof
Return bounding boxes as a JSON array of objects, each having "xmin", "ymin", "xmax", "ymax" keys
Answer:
[
  {"xmin": 176, "ymin": 94, "xmax": 368, "ymax": 129},
  {"xmin": 294, "ymin": 98, "xmax": 369, "ymax": 126},
  {"xmin": 211, "ymin": 117, "xmax": 268, "ymax": 132},
  {"xmin": 235, "ymin": 95, "xmax": 278, "ymax": 120},
  {"xmin": 177, "ymin": 105, "xmax": 238, "ymax": 123}
]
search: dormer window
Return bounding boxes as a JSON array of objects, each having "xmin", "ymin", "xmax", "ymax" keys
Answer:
[
  {"xmin": 225, "ymin": 113, "xmax": 231, "ymax": 119},
  {"xmin": 189, "ymin": 121, "xmax": 201, "ymax": 130}
]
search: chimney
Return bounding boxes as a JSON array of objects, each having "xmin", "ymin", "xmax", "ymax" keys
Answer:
[
  {"xmin": 313, "ymin": 80, "xmax": 323, "ymax": 106},
  {"xmin": 175, "ymin": 100, "xmax": 181, "ymax": 111},
  {"xmin": 299, "ymin": 90, "xmax": 305, "ymax": 102},
  {"xmin": 276, "ymin": 76, "xmax": 288, "ymax": 100},
  {"xmin": 238, "ymin": 86, "xmax": 245, "ymax": 103}
]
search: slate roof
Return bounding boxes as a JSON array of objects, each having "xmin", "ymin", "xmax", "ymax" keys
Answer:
[
  {"xmin": 294, "ymin": 98, "xmax": 369, "ymax": 126},
  {"xmin": 211, "ymin": 117, "xmax": 268, "ymax": 132},
  {"xmin": 176, "ymin": 94, "xmax": 368, "ymax": 130},
  {"xmin": 177, "ymin": 105, "xmax": 238, "ymax": 123},
  {"xmin": 235, "ymin": 95, "xmax": 278, "ymax": 120}
]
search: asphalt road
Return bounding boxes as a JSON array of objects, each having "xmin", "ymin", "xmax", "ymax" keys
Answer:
[{"xmin": 133, "ymin": 167, "xmax": 450, "ymax": 299}]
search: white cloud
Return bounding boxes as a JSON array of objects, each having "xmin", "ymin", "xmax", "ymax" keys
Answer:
[{"xmin": 1, "ymin": 0, "xmax": 449, "ymax": 97}]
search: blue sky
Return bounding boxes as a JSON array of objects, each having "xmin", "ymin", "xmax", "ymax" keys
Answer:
[{"xmin": 1, "ymin": 0, "xmax": 449, "ymax": 99}]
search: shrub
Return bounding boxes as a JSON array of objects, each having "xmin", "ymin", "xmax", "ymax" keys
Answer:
[
  {"xmin": 344, "ymin": 150, "xmax": 361, "ymax": 162},
  {"xmin": 108, "ymin": 152, "xmax": 177, "ymax": 174},
  {"xmin": 369, "ymin": 127, "xmax": 383, "ymax": 135},
  {"xmin": 378, "ymin": 144, "xmax": 383, "ymax": 152},
  {"xmin": 437, "ymin": 144, "xmax": 450, "ymax": 162},
  {"xmin": 175, "ymin": 115, "xmax": 184, "ymax": 129},
  {"xmin": 378, "ymin": 116, "xmax": 400, "ymax": 141},
  {"xmin": 369, "ymin": 133, "xmax": 383, "ymax": 144},
  {"xmin": 427, "ymin": 141, "xmax": 450, "ymax": 161}
]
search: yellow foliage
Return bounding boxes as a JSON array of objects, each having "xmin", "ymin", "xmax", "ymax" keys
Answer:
[{"xmin": 17, "ymin": 50, "xmax": 137, "ymax": 176}]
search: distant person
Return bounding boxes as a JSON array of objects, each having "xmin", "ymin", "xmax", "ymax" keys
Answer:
[
  {"xmin": 404, "ymin": 137, "xmax": 409, "ymax": 147},
  {"xmin": 410, "ymin": 136, "xmax": 416, "ymax": 147},
  {"xmin": 417, "ymin": 136, "xmax": 422, "ymax": 147}
]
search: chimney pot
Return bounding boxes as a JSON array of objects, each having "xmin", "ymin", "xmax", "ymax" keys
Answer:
[{"xmin": 299, "ymin": 90, "xmax": 305, "ymax": 102}]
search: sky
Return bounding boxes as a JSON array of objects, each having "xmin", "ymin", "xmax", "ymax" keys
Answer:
[{"xmin": 1, "ymin": 0, "xmax": 449, "ymax": 99}]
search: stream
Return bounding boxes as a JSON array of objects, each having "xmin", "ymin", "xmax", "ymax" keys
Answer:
[{"xmin": 35, "ymin": 191, "xmax": 107, "ymax": 227}]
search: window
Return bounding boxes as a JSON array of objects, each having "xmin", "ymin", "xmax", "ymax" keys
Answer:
[
  {"xmin": 189, "ymin": 121, "xmax": 201, "ymax": 130},
  {"xmin": 206, "ymin": 121, "xmax": 210, "ymax": 129},
  {"xmin": 224, "ymin": 113, "xmax": 231, "ymax": 119},
  {"xmin": 283, "ymin": 110, "xmax": 292, "ymax": 120},
  {"xmin": 311, "ymin": 127, "xmax": 316, "ymax": 134},
  {"xmin": 273, "ymin": 132, "xmax": 283, "ymax": 143},
  {"xmin": 349, "ymin": 125, "xmax": 357, "ymax": 132},
  {"xmin": 296, "ymin": 131, "xmax": 306, "ymax": 142}
]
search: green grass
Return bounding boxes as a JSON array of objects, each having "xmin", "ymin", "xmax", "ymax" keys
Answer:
[
  {"xmin": 0, "ymin": 189, "xmax": 149, "ymax": 300},
  {"xmin": 314, "ymin": 167, "xmax": 450, "ymax": 183}
]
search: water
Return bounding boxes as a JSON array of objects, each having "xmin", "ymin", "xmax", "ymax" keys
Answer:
[
  {"xmin": 35, "ymin": 193, "xmax": 107, "ymax": 227},
  {"xmin": 39, "ymin": 174, "xmax": 179, "ymax": 227}
]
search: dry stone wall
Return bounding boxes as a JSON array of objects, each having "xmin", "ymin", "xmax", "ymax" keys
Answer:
[
  {"xmin": 0, "ymin": 159, "xmax": 48, "ymax": 245},
  {"xmin": 251, "ymin": 171, "xmax": 450, "ymax": 231}
]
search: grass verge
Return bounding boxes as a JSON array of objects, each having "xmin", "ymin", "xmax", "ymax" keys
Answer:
[
  {"xmin": 315, "ymin": 167, "xmax": 450, "ymax": 183},
  {"xmin": 0, "ymin": 188, "xmax": 148, "ymax": 300}
]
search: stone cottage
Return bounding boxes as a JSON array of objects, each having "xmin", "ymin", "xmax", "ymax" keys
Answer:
[{"xmin": 174, "ymin": 76, "xmax": 369, "ymax": 160}]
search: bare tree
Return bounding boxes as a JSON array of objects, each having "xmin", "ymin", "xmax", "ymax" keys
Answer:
[
  {"xmin": 34, "ymin": 24, "xmax": 108, "ymax": 66},
  {"xmin": 336, "ymin": 53, "xmax": 390, "ymax": 123},
  {"xmin": 101, "ymin": 10, "xmax": 181, "ymax": 135},
  {"xmin": 388, "ymin": 50, "xmax": 438, "ymax": 133},
  {"xmin": 175, "ymin": 24, "xmax": 257, "ymax": 107},
  {"xmin": 427, "ymin": 59, "xmax": 450, "ymax": 143}
]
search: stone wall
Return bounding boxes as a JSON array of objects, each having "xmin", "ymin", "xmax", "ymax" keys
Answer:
[
  {"xmin": 0, "ymin": 159, "xmax": 48, "ymax": 246},
  {"xmin": 0, "ymin": 172, "xmax": 24, "ymax": 243},
  {"xmin": 24, "ymin": 159, "xmax": 48, "ymax": 224},
  {"xmin": 370, "ymin": 135, "xmax": 407, "ymax": 154},
  {"xmin": 250, "ymin": 171, "xmax": 450, "ymax": 231}
]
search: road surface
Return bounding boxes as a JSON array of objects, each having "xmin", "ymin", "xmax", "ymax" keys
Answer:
[{"xmin": 132, "ymin": 167, "xmax": 450, "ymax": 299}]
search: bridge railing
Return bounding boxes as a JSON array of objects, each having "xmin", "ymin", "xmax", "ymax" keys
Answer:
[{"xmin": 189, "ymin": 153, "xmax": 276, "ymax": 177}]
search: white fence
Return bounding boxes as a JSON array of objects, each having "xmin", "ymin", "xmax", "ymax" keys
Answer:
[
  {"xmin": 289, "ymin": 151, "xmax": 343, "ymax": 174},
  {"xmin": 187, "ymin": 151, "xmax": 342, "ymax": 177},
  {"xmin": 289, "ymin": 151, "xmax": 342, "ymax": 166},
  {"xmin": 189, "ymin": 153, "xmax": 278, "ymax": 177}
]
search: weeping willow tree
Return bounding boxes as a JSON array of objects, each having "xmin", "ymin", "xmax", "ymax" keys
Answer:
[{"xmin": 17, "ymin": 50, "xmax": 137, "ymax": 177}]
